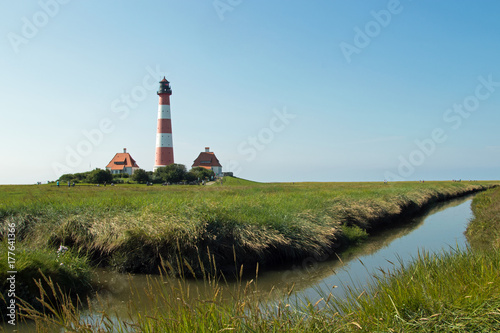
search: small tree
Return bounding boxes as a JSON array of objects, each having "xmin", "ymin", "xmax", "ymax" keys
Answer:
[
  {"xmin": 154, "ymin": 164, "xmax": 187, "ymax": 183},
  {"xmin": 58, "ymin": 171, "xmax": 92, "ymax": 183},
  {"xmin": 190, "ymin": 167, "xmax": 215, "ymax": 181},
  {"xmin": 184, "ymin": 171, "xmax": 197, "ymax": 183},
  {"xmin": 132, "ymin": 169, "xmax": 150, "ymax": 184},
  {"xmin": 58, "ymin": 173, "xmax": 76, "ymax": 183},
  {"xmin": 87, "ymin": 169, "xmax": 113, "ymax": 184},
  {"xmin": 73, "ymin": 171, "xmax": 91, "ymax": 182}
]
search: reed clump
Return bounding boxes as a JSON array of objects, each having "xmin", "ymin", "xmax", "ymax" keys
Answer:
[{"xmin": 0, "ymin": 242, "xmax": 92, "ymax": 321}]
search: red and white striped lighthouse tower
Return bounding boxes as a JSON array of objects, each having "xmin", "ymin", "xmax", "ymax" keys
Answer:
[{"xmin": 154, "ymin": 77, "xmax": 174, "ymax": 171}]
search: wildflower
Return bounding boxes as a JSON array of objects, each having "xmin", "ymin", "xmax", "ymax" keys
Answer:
[{"xmin": 57, "ymin": 245, "xmax": 69, "ymax": 257}]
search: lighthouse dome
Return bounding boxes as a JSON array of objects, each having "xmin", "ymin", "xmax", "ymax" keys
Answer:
[{"xmin": 158, "ymin": 77, "xmax": 172, "ymax": 94}]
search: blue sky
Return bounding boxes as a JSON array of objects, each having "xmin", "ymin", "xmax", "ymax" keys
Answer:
[{"xmin": 1, "ymin": 0, "xmax": 499, "ymax": 184}]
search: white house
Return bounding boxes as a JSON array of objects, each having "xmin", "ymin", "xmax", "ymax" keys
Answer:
[
  {"xmin": 192, "ymin": 147, "xmax": 223, "ymax": 177},
  {"xmin": 106, "ymin": 148, "xmax": 140, "ymax": 175}
]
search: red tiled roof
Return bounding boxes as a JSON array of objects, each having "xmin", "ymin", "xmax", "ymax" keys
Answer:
[
  {"xmin": 192, "ymin": 152, "xmax": 222, "ymax": 168},
  {"xmin": 106, "ymin": 153, "xmax": 140, "ymax": 170}
]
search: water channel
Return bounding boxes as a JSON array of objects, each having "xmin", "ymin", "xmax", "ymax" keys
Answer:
[
  {"xmin": 89, "ymin": 195, "xmax": 474, "ymax": 318},
  {"xmin": 6, "ymin": 194, "xmax": 475, "ymax": 331}
]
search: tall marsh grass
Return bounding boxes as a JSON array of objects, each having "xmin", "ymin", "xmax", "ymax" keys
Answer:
[
  {"xmin": 0, "ymin": 242, "xmax": 92, "ymax": 322},
  {"xmin": 0, "ymin": 180, "xmax": 493, "ymax": 276},
  {"xmin": 326, "ymin": 248, "xmax": 500, "ymax": 331},
  {"xmin": 466, "ymin": 186, "xmax": 500, "ymax": 250},
  {"xmin": 9, "ymin": 184, "xmax": 500, "ymax": 331},
  {"xmin": 17, "ymin": 247, "xmax": 500, "ymax": 332}
]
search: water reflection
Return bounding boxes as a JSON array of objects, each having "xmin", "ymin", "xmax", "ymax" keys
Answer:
[
  {"xmin": 89, "ymin": 195, "xmax": 474, "ymax": 315},
  {"xmin": 298, "ymin": 195, "xmax": 473, "ymax": 302},
  {"xmin": 0, "ymin": 195, "xmax": 475, "ymax": 332}
]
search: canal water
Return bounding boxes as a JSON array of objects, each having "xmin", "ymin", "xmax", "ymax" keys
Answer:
[
  {"xmin": 89, "ymin": 194, "xmax": 474, "ymax": 317},
  {"xmin": 4, "ymin": 195, "xmax": 475, "ymax": 331},
  {"xmin": 297, "ymin": 194, "xmax": 473, "ymax": 303}
]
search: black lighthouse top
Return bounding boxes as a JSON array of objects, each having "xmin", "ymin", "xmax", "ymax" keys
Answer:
[{"xmin": 158, "ymin": 77, "xmax": 172, "ymax": 95}]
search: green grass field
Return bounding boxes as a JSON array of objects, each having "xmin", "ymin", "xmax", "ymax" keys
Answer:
[
  {"xmin": 0, "ymin": 178, "xmax": 493, "ymax": 276},
  {"xmin": 10, "ymin": 184, "xmax": 500, "ymax": 332},
  {"xmin": 1, "ymin": 178, "xmax": 499, "ymax": 330}
]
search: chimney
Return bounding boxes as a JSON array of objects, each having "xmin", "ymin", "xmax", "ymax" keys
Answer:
[
  {"xmin": 124, "ymin": 148, "xmax": 127, "ymax": 153},
  {"xmin": 205, "ymin": 147, "xmax": 210, "ymax": 152}
]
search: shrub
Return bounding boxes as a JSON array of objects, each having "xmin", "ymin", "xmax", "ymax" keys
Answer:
[
  {"xmin": 132, "ymin": 169, "xmax": 150, "ymax": 184},
  {"xmin": 86, "ymin": 169, "xmax": 112, "ymax": 184},
  {"xmin": 154, "ymin": 164, "xmax": 187, "ymax": 183}
]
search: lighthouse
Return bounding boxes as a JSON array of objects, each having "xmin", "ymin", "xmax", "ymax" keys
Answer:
[{"xmin": 154, "ymin": 77, "xmax": 174, "ymax": 171}]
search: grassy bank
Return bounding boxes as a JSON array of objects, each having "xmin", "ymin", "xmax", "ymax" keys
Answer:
[
  {"xmin": 0, "ymin": 179, "xmax": 494, "ymax": 276},
  {"xmin": 0, "ymin": 242, "xmax": 92, "ymax": 322},
  {"xmin": 17, "ymin": 249, "xmax": 500, "ymax": 332},
  {"xmin": 466, "ymin": 186, "xmax": 500, "ymax": 250},
  {"xmin": 310, "ymin": 185, "xmax": 500, "ymax": 332},
  {"xmin": 11, "ymin": 182, "xmax": 500, "ymax": 331}
]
